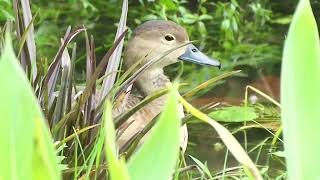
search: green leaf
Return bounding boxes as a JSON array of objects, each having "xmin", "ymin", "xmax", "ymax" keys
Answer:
[
  {"xmin": 159, "ymin": 0, "xmax": 177, "ymax": 10},
  {"xmin": 271, "ymin": 15, "xmax": 292, "ymax": 25},
  {"xmin": 199, "ymin": 14, "xmax": 213, "ymax": 21},
  {"xmin": 221, "ymin": 19, "xmax": 231, "ymax": 30},
  {"xmin": 127, "ymin": 85, "xmax": 181, "ymax": 180},
  {"xmin": 189, "ymin": 155, "xmax": 213, "ymax": 179},
  {"xmin": 208, "ymin": 106, "xmax": 258, "ymax": 122},
  {"xmin": 141, "ymin": 14, "xmax": 159, "ymax": 21},
  {"xmin": 198, "ymin": 21, "xmax": 207, "ymax": 37},
  {"xmin": 0, "ymin": 35, "xmax": 60, "ymax": 180},
  {"xmin": 181, "ymin": 14, "xmax": 197, "ymax": 24},
  {"xmin": 0, "ymin": 9, "xmax": 15, "ymax": 21},
  {"xmin": 104, "ymin": 100, "xmax": 129, "ymax": 180},
  {"xmin": 281, "ymin": 0, "xmax": 320, "ymax": 179}
]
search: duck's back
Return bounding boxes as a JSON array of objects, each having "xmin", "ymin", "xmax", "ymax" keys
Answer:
[{"xmin": 113, "ymin": 93, "xmax": 167, "ymax": 148}]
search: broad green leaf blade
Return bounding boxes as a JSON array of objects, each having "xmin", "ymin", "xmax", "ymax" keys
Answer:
[
  {"xmin": 32, "ymin": 117, "xmax": 61, "ymax": 180},
  {"xmin": 281, "ymin": 0, "xmax": 320, "ymax": 179},
  {"xmin": 208, "ymin": 106, "xmax": 258, "ymax": 122},
  {"xmin": 104, "ymin": 100, "xmax": 129, "ymax": 180},
  {"xmin": 0, "ymin": 36, "xmax": 60, "ymax": 180},
  {"xmin": 127, "ymin": 86, "xmax": 181, "ymax": 180}
]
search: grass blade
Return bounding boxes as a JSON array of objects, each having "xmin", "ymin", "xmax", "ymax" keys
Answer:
[
  {"xmin": 80, "ymin": 29, "xmax": 128, "ymax": 105},
  {"xmin": 66, "ymin": 43, "xmax": 77, "ymax": 113},
  {"xmin": 84, "ymin": 33, "xmax": 96, "ymax": 127},
  {"xmin": 183, "ymin": 70, "xmax": 241, "ymax": 99},
  {"xmin": 52, "ymin": 31, "xmax": 128, "ymax": 135},
  {"xmin": 17, "ymin": 10, "xmax": 39, "ymax": 61},
  {"xmin": 20, "ymin": 0, "xmax": 37, "ymax": 81},
  {"xmin": 53, "ymin": 39, "xmax": 71, "ymax": 127},
  {"xmin": 189, "ymin": 155, "xmax": 213, "ymax": 179},
  {"xmin": 179, "ymin": 95, "xmax": 262, "ymax": 180},
  {"xmin": 40, "ymin": 27, "xmax": 85, "ymax": 100},
  {"xmin": 100, "ymin": 0, "xmax": 128, "ymax": 100},
  {"xmin": 55, "ymin": 124, "xmax": 100, "ymax": 148},
  {"xmin": 12, "ymin": 0, "xmax": 27, "ymax": 70}
]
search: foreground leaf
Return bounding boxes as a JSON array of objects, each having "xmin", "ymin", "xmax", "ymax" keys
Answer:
[
  {"xmin": 127, "ymin": 85, "xmax": 181, "ymax": 180},
  {"xmin": 0, "ymin": 35, "xmax": 60, "ymax": 180},
  {"xmin": 281, "ymin": 0, "xmax": 320, "ymax": 179},
  {"xmin": 104, "ymin": 100, "xmax": 129, "ymax": 180}
]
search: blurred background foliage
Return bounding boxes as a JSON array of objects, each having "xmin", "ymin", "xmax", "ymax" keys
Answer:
[{"xmin": 1, "ymin": 0, "xmax": 319, "ymax": 96}]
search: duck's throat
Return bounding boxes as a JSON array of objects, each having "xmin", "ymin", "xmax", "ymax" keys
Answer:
[{"xmin": 136, "ymin": 69, "xmax": 171, "ymax": 96}]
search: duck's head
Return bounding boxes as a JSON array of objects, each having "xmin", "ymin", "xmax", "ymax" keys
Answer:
[
  {"xmin": 124, "ymin": 20, "xmax": 221, "ymax": 95},
  {"xmin": 124, "ymin": 20, "xmax": 221, "ymax": 70}
]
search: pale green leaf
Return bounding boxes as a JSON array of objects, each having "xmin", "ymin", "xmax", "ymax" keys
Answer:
[
  {"xmin": 199, "ymin": 14, "xmax": 213, "ymax": 21},
  {"xmin": 104, "ymin": 100, "xmax": 129, "ymax": 180},
  {"xmin": 281, "ymin": 0, "xmax": 320, "ymax": 179},
  {"xmin": 208, "ymin": 106, "xmax": 258, "ymax": 122},
  {"xmin": 271, "ymin": 15, "xmax": 292, "ymax": 25},
  {"xmin": 0, "ymin": 35, "xmax": 60, "ymax": 180},
  {"xmin": 127, "ymin": 85, "xmax": 181, "ymax": 180}
]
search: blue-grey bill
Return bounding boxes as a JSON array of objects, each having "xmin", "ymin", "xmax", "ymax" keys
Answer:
[{"xmin": 178, "ymin": 44, "xmax": 221, "ymax": 69}]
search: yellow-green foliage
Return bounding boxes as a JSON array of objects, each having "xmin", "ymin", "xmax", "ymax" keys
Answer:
[
  {"xmin": 0, "ymin": 35, "xmax": 60, "ymax": 180},
  {"xmin": 281, "ymin": 0, "xmax": 320, "ymax": 179}
]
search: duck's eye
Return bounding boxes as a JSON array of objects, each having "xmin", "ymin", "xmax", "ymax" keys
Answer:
[
  {"xmin": 164, "ymin": 34, "xmax": 175, "ymax": 41},
  {"xmin": 191, "ymin": 48, "xmax": 197, "ymax": 52}
]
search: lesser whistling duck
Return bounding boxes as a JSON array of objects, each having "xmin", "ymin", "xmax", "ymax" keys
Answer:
[{"xmin": 113, "ymin": 20, "xmax": 221, "ymax": 150}]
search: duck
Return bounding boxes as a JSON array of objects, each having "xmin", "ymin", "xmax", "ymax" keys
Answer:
[{"xmin": 114, "ymin": 20, "xmax": 221, "ymax": 151}]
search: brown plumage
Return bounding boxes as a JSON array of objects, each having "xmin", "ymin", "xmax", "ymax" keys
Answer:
[
  {"xmin": 112, "ymin": 20, "xmax": 220, "ymax": 151},
  {"xmin": 114, "ymin": 20, "xmax": 190, "ymax": 150}
]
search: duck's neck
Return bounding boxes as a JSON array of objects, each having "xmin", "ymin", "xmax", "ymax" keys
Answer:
[{"xmin": 136, "ymin": 68, "xmax": 171, "ymax": 96}]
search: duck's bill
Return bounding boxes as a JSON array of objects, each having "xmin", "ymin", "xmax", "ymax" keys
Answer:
[{"xmin": 178, "ymin": 44, "xmax": 221, "ymax": 69}]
